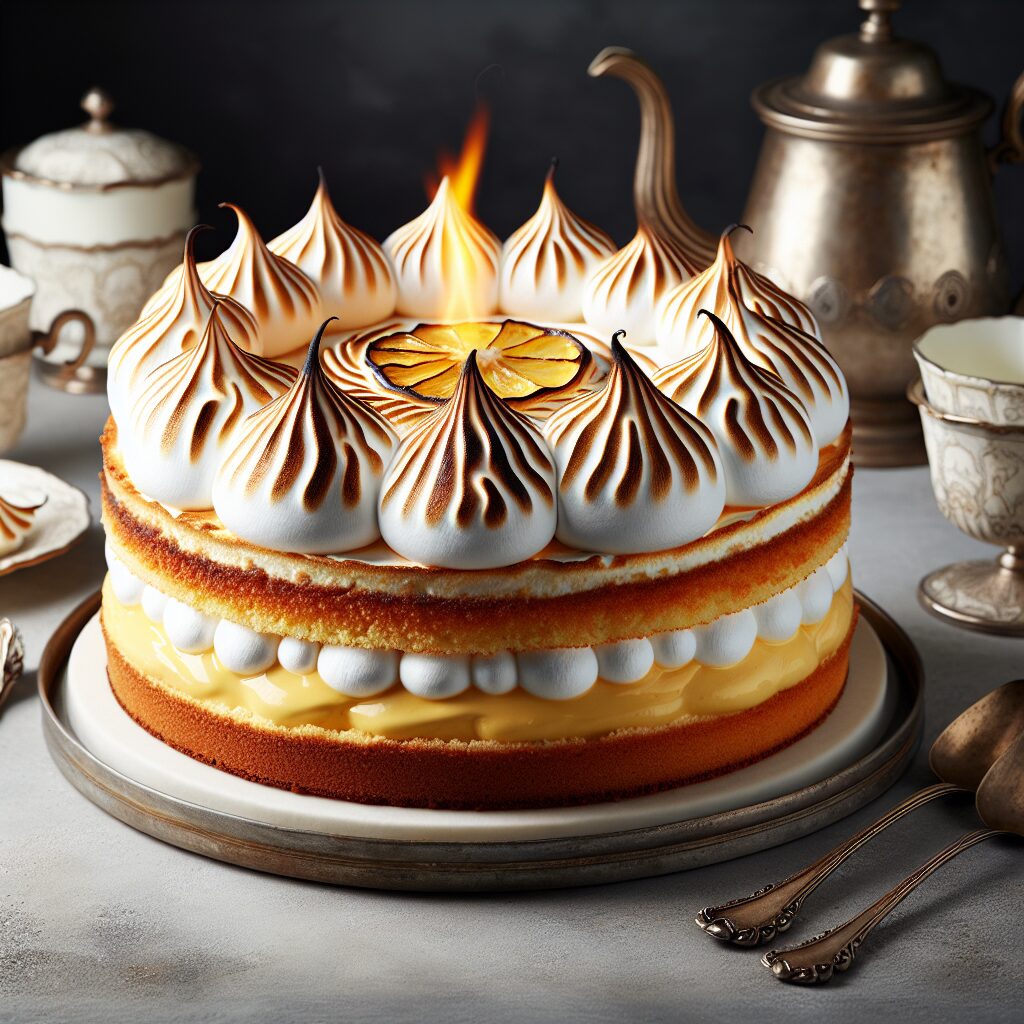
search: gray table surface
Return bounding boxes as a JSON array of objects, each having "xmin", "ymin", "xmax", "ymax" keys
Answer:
[{"xmin": 1, "ymin": 375, "xmax": 1020, "ymax": 1024}]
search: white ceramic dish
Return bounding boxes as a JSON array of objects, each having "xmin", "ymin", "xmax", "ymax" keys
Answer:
[
  {"xmin": 66, "ymin": 611, "xmax": 888, "ymax": 843},
  {"xmin": 0, "ymin": 460, "xmax": 90, "ymax": 576}
]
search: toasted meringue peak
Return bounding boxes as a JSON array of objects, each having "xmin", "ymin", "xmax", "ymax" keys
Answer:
[
  {"xmin": 213, "ymin": 319, "xmax": 396, "ymax": 553},
  {"xmin": 378, "ymin": 351, "xmax": 557, "ymax": 569},
  {"xmin": 124, "ymin": 303, "xmax": 297, "ymax": 510},
  {"xmin": 268, "ymin": 171, "xmax": 397, "ymax": 329},
  {"xmin": 544, "ymin": 332, "xmax": 724, "ymax": 553},
  {"xmin": 730, "ymin": 304, "xmax": 849, "ymax": 446},
  {"xmin": 321, "ymin": 326, "xmax": 435, "ymax": 436},
  {"xmin": 0, "ymin": 493, "xmax": 44, "ymax": 556},
  {"xmin": 656, "ymin": 226, "xmax": 817, "ymax": 343},
  {"xmin": 197, "ymin": 204, "xmax": 321, "ymax": 359},
  {"xmin": 582, "ymin": 221, "xmax": 699, "ymax": 345},
  {"xmin": 499, "ymin": 162, "xmax": 615, "ymax": 322},
  {"xmin": 384, "ymin": 177, "xmax": 500, "ymax": 319},
  {"xmin": 655, "ymin": 226, "xmax": 848, "ymax": 444},
  {"xmin": 108, "ymin": 226, "xmax": 260, "ymax": 425},
  {"xmin": 654, "ymin": 311, "xmax": 817, "ymax": 507}
]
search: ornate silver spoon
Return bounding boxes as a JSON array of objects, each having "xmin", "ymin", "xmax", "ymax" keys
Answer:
[
  {"xmin": 696, "ymin": 679, "xmax": 1024, "ymax": 946},
  {"xmin": 762, "ymin": 724, "xmax": 1024, "ymax": 983}
]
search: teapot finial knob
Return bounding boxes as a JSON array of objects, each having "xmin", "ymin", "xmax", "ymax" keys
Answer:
[
  {"xmin": 859, "ymin": 0, "xmax": 900, "ymax": 43},
  {"xmin": 81, "ymin": 87, "xmax": 114, "ymax": 133}
]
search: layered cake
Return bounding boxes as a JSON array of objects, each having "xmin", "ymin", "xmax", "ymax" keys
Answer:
[{"xmin": 100, "ymin": 168, "xmax": 852, "ymax": 809}]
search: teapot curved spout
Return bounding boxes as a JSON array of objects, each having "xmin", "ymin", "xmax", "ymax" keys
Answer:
[{"xmin": 589, "ymin": 47, "xmax": 717, "ymax": 267}]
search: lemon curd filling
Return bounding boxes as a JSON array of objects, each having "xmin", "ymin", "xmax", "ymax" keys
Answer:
[{"xmin": 102, "ymin": 578, "xmax": 854, "ymax": 743}]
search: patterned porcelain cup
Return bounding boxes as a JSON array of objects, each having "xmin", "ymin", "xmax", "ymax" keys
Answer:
[
  {"xmin": 908, "ymin": 377, "xmax": 1024, "ymax": 635},
  {"xmin": 913, "ymin": 317, "xmax": 1024, "ymax": 426},
  {"xmin": 0, "ymin": 265, "xmax": 35, "ymax": 453}
]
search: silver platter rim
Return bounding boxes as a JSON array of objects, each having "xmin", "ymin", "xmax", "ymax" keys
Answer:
[{"xmin": 39, "ymin": 590, "xmax": 923, "ymax": 892}]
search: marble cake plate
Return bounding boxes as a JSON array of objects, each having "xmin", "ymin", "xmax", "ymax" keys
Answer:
[
  {"xmin": 40, "ymin": 590, "xmax": 923, "ymax": 892},
  {"xmin": 0, "ymin": 460, "xmax": 90, "ymax": 577}
]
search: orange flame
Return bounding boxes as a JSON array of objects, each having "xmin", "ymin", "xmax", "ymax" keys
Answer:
[{"xmin": 425, "ymin": 103, "xmax": 490, "ymax": 215}]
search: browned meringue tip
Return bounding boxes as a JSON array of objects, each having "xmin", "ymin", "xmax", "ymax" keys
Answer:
[
  {"xmin": 302, "ymin": 317, "xmax": 340, "ymax": 376},
  {"xmin": 696, "ymin": 307, "xmax": 733, "ymax": 339},
  {"xmin": 183, "ymin": 223, "xmax": 213, "ymax": 257},
  {"xmin": 217, "ymin": 201, "xmax": 260, "ymax": 236},
  {"xmin": 546, "ymin": 156, "xmax": 559, "ymax": 183},
  {"xmin": 722, "ymin": 223, "xmax": 752, "ymax": 241},
  {"xmin": 609, "ymin": 329, "xmax": 631, "ymax": 360}
]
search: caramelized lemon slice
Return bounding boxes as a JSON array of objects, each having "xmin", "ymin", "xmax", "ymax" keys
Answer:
[{"xmin": 365, "ymin": 319, "xmax": 590, "ymax": 408}]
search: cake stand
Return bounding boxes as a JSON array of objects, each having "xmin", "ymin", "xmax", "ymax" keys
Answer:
[{"xmin": 39, "ymin": 591, "xmax": 922, "ymax": 892}]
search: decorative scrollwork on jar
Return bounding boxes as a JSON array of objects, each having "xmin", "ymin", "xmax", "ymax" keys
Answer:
[
  {"xmin": 807, "ymin": 276, "xmax": 849, "ymax": 325},
  {"xmin": 932, "ymin": 270, "xmax": 970, "ymax": 321},
  {"xmin": 867, "ymin": 275, "xmax": 915, "ymax": 330}
]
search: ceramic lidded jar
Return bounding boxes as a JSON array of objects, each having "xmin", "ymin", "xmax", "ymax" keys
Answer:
[{"xmin": 1, "ymin": 88, "xmax": 198, "ymax": 379}]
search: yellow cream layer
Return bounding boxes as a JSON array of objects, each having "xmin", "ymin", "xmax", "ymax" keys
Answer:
[{"xmin": 102, "ymin": 579, "xmax": 853, "ymax": 743}]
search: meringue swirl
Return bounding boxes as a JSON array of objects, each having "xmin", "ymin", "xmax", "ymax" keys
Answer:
[
  {"xmin": 321, "ymin": 324, "xmax": 436, "ymax": 436},
  {"xmin": 654, "ymin": 311, "xmax": 817, "ymax": 507},
  {"xmin": 200, "ymin": 204, "xmax": 321, "ymax": 358},
  {"xmin": 108, "ymin": 226, "xmax": 260, "ymax": 426},
  {"xmin": 378, "ymin": 351, "xmax": 557, "ymax": 568},
  {"xmin": 499, "ymin": 161, "xmax": 615, "ymax": 322},
  {"xmin": 384, "ymin": 177, "xmax": 500, "ymax": 319},
  {"xmin": 545, "ymin": 332, "xmax": 724, "ymax": 553},
  {"xmin": 268, "ymin": 170, "xmax": 397, "ymax": 329},
  {"xmin": 213, "ymin": 319, "xmax": 396, "ymax": 553},
  {"xmin": 0, "ymin": 493, "xmax": 44, "ymax": 555},
  {"xmin": 654, "ymin": 226, "xmax": 848, "ymax": 443},
  {"xmin": 582, "ymin": 221, "xmax": 698, "ymax": 344},
  {"xmin": 124, "ymin": 303, "xmax": 297, "ymax": 510}
]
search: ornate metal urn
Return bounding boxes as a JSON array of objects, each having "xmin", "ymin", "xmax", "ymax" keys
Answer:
[{"xmin": 591, "ymin": 0, "xmax": 1024, "ymax": 465}]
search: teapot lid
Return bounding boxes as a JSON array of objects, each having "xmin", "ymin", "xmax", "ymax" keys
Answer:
[
  {"xmin": 752, "ymin": 0, "xmax": 992, "ymax": 142},
  {"xmin": 6, "ymin": 88, "xmax": 198, "ymax": 190}
]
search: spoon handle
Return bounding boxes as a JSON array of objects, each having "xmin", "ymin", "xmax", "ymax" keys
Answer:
[
  {"xmin": 762, "ymin": 828, "xmax": 1000, "ymax": 983},
  {"xmin": 695, "ymin": 782, "xmax": 962, "ymax": 946}
]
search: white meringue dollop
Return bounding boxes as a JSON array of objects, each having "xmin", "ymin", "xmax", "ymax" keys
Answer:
[
  {"xmin": 213, "ymin": 320, "xmax": 397, "ymax": 554},
  {"xmin": 214, "ymin": 620, "xmax": 278, "ymax": 675},
  {"xmin": 269, "ymin": 171, "xmax": 397, "ymax": 329},
  {"xmin": 384, "ymin": 177, "xmax": 500, "ymax": 319},
  {"xmin": 470, "ymin": 652, "xmax": 518, "ymax": 695},
  {"xmin": 499, "ymin": 163, "xmax": 615, "ymax": 322},
  {"xmin": 277, "ymin": 636, "xmax": 321, "ymax": 676},
  {"xmin": 399, "ymin": 653, "xmax": 472, "ymax": 699},
  {"xmin": 317, "ymin": 645, "xmax": 399, "ymax": 697},
  {"xmin": 654, "ymin": 312, "xmax": 818, "ymax": 507},
  {"xmin": 108, "ymin": 225, "xmax": 260, "ymax": 426},
  {"xmin": 196, "ymin": 203, "xmax": 322, "ymax": 358},
  {"xmin": 0, "ymin": 494, "xmax": 43, "ymax": 556},
  {"xmin": 123, "ymin": 303, "xmax": 297, "ymax": 510},
  {"xmin": 650, "ymin": 629, "xmax": 697, "ymax": 670},
  {"xmin": 378, "ymin": 351, "xmax": 557, "ymax": 569},
  {"xmin": 595, "ymin": 638, "xmax": 655, "ymax": 684},
  {"xmin": 654, "ymin": 226, "xmax": 849, "ymax": 445},
  {"xmin": 163, "ymin": 598, "xmax": 218, "ymax": 654},
  {"xmin": 582, "ymin": 222, "xmax": 698, "ymax": 345},
  {"xmin": 516, "ymin": 647, "xmax": 599, "ymax": 700},
  {"xmin": 544, "ymin": 333, "xmax": 725, "ymax": 553},
  {"xmin": 694, "ymin": 608, "xmax": 758, "ymax": 667}
]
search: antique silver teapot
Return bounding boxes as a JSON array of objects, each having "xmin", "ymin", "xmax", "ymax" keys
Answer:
[{"xmin": 590, "ymin": 0, "xmax": 1024, "ymax": 465}]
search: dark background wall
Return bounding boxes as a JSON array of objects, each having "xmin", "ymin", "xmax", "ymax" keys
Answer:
[{"xmin": 3, "ymin": 0, "xmax": 1024, "ymax": 283}]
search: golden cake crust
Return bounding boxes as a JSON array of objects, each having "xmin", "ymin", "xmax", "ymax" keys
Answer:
[
  {"xmin": 101, "ymin": 419, "xmax": 852, "ymax": 654},
  {"xmin": 103, "ymin": 609, "xmax": 856, "ymax": 810}
]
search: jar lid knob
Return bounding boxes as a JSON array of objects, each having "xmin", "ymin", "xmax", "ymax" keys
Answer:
[
  {"xmin": 81, "ymin": 87, "xmax": 114, "ymax": 133},
  {"xmin": 859, "ymin": 0, "xmax": 901, "ymax": 43}
]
